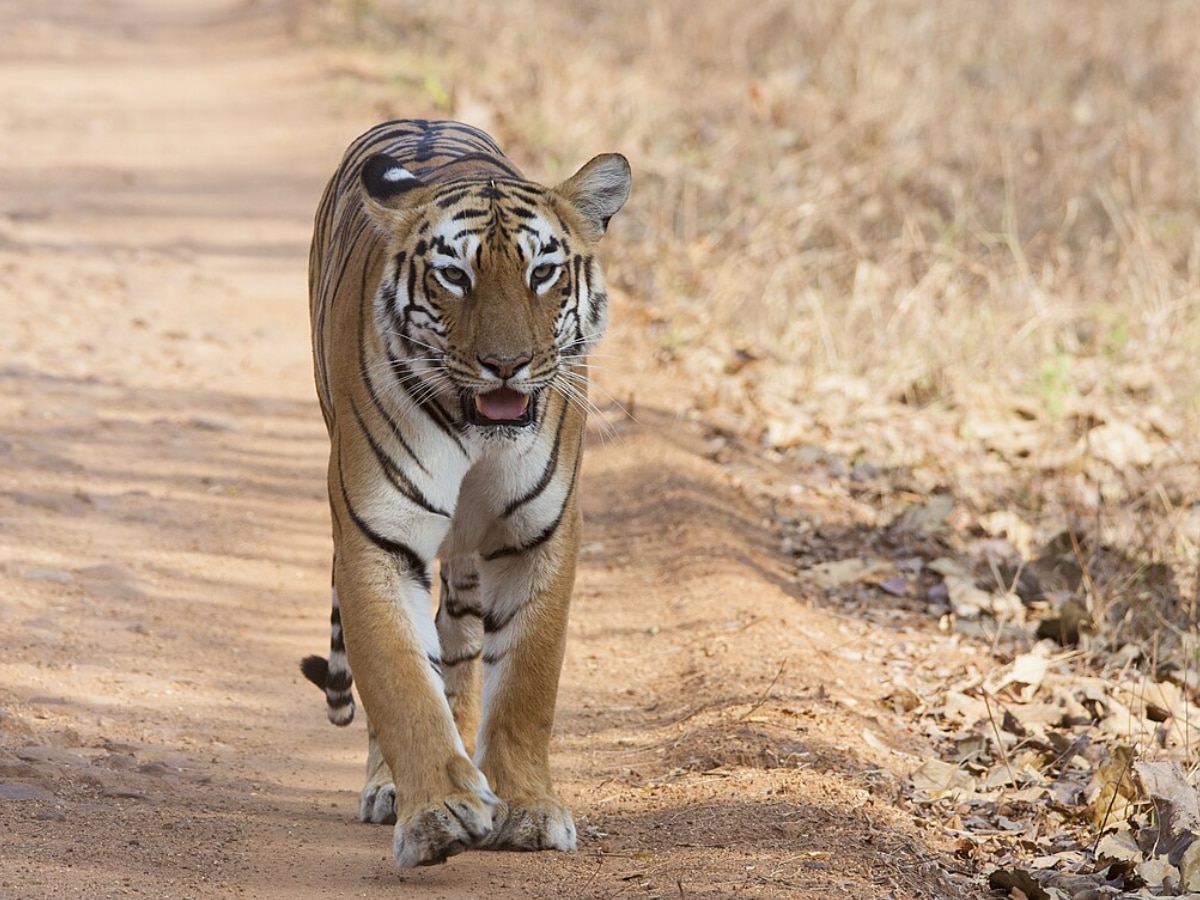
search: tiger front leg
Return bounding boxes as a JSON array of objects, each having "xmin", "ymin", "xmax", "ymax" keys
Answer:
[
  {"xmin": 335, "ymin": 543, "xmax": 499, "ymax": 867},
  {"xmin": 474, "ymin": 510, "xmax": 581, "ymax": 853}
]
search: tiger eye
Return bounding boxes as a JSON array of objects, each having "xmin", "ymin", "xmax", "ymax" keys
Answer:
[
  {"xmin": 438, "ymin": 266, "xmax": 470, "ymax": 288},
  {"xmin": 531, "ymin": 263, "xmax": 558, "ymax": 286}
]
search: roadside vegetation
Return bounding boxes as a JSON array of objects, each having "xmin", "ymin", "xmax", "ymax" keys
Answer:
[{"xmin": 309, "ymin": 2, "xmax": 1200, "ymax": 893}]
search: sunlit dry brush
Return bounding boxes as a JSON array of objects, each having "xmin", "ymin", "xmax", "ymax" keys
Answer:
[{"xmin": 312, "ymin": 0, "xmax": 1200, "ymax": 661}]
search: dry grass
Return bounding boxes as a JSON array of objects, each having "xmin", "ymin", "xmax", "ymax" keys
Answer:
[
  {"xmin": 313, "ymin": 0, "xmax": 1200, "ymax": 394},
  {"xmin": 309, "ymin": 0, "xmax": 1200, "ymax": 674},
  {"xmin": 304, "ymin": 3, "xmax": 1200, "ymax": 888}
]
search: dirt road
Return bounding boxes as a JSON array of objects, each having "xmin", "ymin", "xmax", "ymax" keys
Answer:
[{"xmin": 0, "ymin": 3, "xmax": 972, "ymax": 897}]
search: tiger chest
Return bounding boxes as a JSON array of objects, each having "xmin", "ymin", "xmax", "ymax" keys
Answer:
[{"xmin": 439, "ymin": 432, "xmax": 574, "ymax": 563}]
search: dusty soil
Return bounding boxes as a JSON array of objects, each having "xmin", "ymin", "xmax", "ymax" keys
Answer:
[{"xmin": 0, "ymin": 3, "xmax": 979, "ymax": 897}]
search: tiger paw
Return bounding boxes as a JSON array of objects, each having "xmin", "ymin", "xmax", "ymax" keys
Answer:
[
  {"xmin": 478, "ymin": 796, "xmax": 577, "ymax": 852},
  {"xmin": 391, "ymin": 767, "xmax": 499, "ymax": 867},
  {"xmin": 359, "ymin": 781, "xmax": 397, "ymax": 825}
]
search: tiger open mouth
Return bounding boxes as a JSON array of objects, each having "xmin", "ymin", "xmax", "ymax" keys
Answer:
[{"xmin": 465, "ymin": 387, "xmax": 536, "ymax": 427}]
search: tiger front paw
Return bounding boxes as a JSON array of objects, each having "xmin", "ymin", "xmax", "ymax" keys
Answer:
[
  {"xmin": 391, "ymin": 764, "xmax": 499, "ymax": 867},
  {"xmin": 478, "ymin": 796, "xmax": 577, "ymax": 853}
]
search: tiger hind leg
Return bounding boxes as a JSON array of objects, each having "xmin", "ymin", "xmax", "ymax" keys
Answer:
[
  {"xmin": 436, "ymin": 559, "xmax": 484, "ymax": 757},
  {"xmin": 359, "ymin": 715, "xmax": 398, "ymax": 824},
  {"xmin": 300, "ymin": 583, "xmax": 356, "ymax": 726}
]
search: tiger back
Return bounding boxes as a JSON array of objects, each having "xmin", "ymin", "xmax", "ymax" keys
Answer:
[{"xmin": 303, "ymin": 119, "xmax": 630, "ymax": 868}]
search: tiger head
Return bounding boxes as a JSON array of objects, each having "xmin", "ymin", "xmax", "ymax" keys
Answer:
[{"xmin": 359, "ymin": 152, "xmax": 631, "ymax": 433}]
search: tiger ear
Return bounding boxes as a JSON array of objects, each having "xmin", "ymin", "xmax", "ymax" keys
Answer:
[
  {"xmin": 361, "ymin": 153, "xmax": 425, "ymax": 202},
  {"xmin": 554, "ymin": 153, "xmax": 631, "ymax": 239},
  {"xmin": 360, "ymin": 153, "xmax": 434, "ymax": 229}
]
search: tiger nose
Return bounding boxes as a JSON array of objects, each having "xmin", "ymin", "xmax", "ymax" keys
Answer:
[{"xmin": 478, "ymin": 354, "xmax": 531, "ymax": 380}]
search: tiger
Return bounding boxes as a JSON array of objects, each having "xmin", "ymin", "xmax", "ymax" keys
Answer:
[{"xmin": 300, "ymin": 119, "xmax": 630, "ymax": 868}]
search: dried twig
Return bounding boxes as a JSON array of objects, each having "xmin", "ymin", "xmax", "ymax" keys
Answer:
[
  {"xmin": 738, "ymin": 659, "xmax": 787, "ymax": 722},
  {"xmin": 982, "ymin": 690, "xmax": 1018, "ymax": 789}
]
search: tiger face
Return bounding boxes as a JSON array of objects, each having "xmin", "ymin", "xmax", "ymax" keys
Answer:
[{"xmin": 360, "ymin": 152, "xmax": 630, "ymax": 435}]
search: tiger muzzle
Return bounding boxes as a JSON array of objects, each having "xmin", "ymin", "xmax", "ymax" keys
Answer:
[
  {"xmin": 465, "ymin": 353, "xmax": 537, "ymax": 427},
  {"xmin": 465, "ymin": 386, "xmax": 536, "ymax": 427}
]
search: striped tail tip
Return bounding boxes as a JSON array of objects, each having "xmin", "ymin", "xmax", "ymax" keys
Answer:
[{"xmin": 299, "ymin": 654, "xmax": 356, "ymax": 726}]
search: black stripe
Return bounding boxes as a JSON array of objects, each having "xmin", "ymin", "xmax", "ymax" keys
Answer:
[
  {"xmin": 435, "ymin": 187, "xmax": 475, "ymax": 208},
  {"xmin": 351, "ymin": 399, "xmax": 450, "ymax": 517},
  {"xmin": 585, "ymin": 257, "xmax": 606, "ymax": 330},
  {"xmin": 554, "ymin": 257, "xmax": 583, "ymax": 344},
  {"xmin": 389, "ymin": 354, "xmax": 469, "ymax": 454},
  {"xmin": 308, "ymin": 187, "xmax": 333, "ymax": 403},
  {"xmin": 329, "ymin": 607, "xmax": 346, "ymax": 651},
  {"xmin": 325, "ymin": 670, "xmax": 353, "ymax": 691},
  {"xmin": 337, "ymin": 448, "xmax": 432, "ymax": 591},
  {"xmin": 440, "ymin": 568, "xmax": 479, "ymax": 593},
  {"xmin": 502, "ymin": 400, "xmax": 568, "ymax": 518},
  {"xmin": 351, "ymin": 252, "xmax": 467, "ymax": 458},
  {"xmin": 484, "ymin": 438, "xmax": 582, "ymax": 561},
  {"xmin": 557, "ymin": 301, "xmax": 583, "ymax": 349},
  {"xmin": 358, "ymin": 318, "xmax": 430, "ymax": 476},
  {"xmin": 500, "ymin": 181, "xmax": 544, "ymax": 202},
  {"xmin": 322, "ymin": 217, "xmax": 375, "ymax": 315},
  {"xmin": 483, "ymin": 607, "xmax": 519, "ymax": 634},
  {"xmin": 312, "ymin": 215, "xmax": 374, "ymax": 418},
  {"xmin": 439, "ymin": 595, "xmax": 482, "ymax": 619},
  {"xmin": 350, "ymin": 241, "xmax": 445, "ymax": 473},
  {"xmin": 483, "ymin": 518, "xmax": 560, "ymax": 561},
  {"xmin": 450, "ymin": 153, "xmax": 522, "ymax": 177},
  {"xmin": 588, "ymin": 290, "xmax": 607, "ymax": 330},
  {"xmin": 406, "ymin": 253, "xmax": 419, "ymax": 317},
  {"xmin": 426, "ymin": 154, "xmax": 523, "ymax": 180},
  {"xmin": 441, "ymin": 649, "xmax": 482, "ymax": 667}
]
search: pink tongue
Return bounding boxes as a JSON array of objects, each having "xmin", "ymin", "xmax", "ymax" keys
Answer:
[{"xmin": 475, "ymin": 388, "xmax": 530, "ymax": 421}]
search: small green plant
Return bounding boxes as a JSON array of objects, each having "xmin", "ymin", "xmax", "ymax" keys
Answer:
[
  {"xmin": 1105, "ymin": 321, "xmax": 1130, "ymax": 356},
  {"xmin": 422, "ymin": 73, "xmax": 451, "ymax": 111},
  {"xmin": 1039, "ymin": 350, "xmax": 1072, "ymax": 418}
]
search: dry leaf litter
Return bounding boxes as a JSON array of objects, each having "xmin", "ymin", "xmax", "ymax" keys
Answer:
[{"xmin": 670, "ymin": 347, "xmax": 1200, "ymax": 898}]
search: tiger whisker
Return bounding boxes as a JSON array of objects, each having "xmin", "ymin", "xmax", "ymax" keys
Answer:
[
  {"xmin": 558, "ymin": 367, "xmax": 637, "ymax": 428},
  {"xmin": 552, "ymin": 375, "xmax": 622, "ymax": 445}
]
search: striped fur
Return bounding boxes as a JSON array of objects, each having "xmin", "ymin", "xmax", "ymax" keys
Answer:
[{"xmin": 301, "ymin": 119, "xmax": 630, "ymax": 868}]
